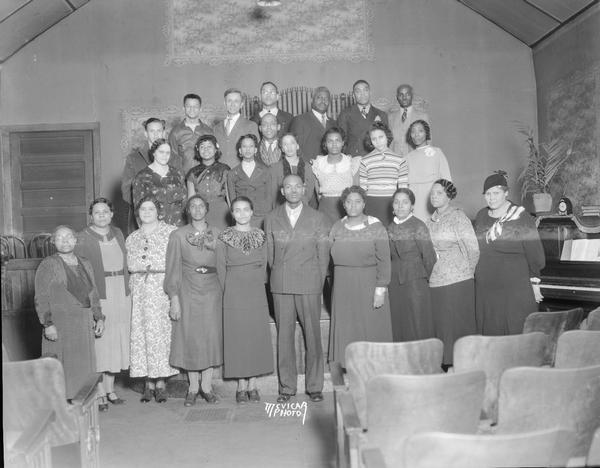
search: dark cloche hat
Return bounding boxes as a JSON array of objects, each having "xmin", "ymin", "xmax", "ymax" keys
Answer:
[{"xmin": 483, "ymin": 170, "xmax": 508, "ymax": 193}]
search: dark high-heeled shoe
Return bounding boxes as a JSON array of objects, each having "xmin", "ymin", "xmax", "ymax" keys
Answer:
[
  {"xmin": 107, "ymin": 392, "xmax": 125, "ymax": 405},
  {"xmin": 140, "ymin": 387, "xmax": 154, "ymax": 403},
  {"xmin": 98, "ymin": 395, "xmax": 109, "ymax": 412},
  {"xmin": 199, "ymin": 388, "xmax": 218, "ymax": 404},
  {"xmin": 155, "ymin": 387, "xmax": 168, "ymax": 403}
]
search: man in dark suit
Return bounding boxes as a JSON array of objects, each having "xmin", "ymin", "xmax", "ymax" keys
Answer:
[
  {"xmin": 213, "ymin": 88, "xmax": 260, "ymax": 168},
  {"xmin": 290, "ymin": 86, "xmax": 337, "ymax": 162},
  {"xmin": 250, "ymin": 81, "xmax": 293, "ymax": 139},
  {"xmin": 265, "ymin": 174, "xmax": 332, "ymax": 403},
  {"xmin": 257, "ymin": 113, "xmax": 282, "ymax": 166},
  {"xmin": 337, "ymin": 79, "xmax": 389, "ymax": 157}
]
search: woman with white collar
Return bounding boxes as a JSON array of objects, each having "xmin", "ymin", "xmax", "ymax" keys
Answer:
[
  {"xmin": 405, "ymin": 120, "xmax": 451, "ymax": 221},
  {"xmin": 387, "ymin": 188, "xmax": 437, "ymax": 342}
]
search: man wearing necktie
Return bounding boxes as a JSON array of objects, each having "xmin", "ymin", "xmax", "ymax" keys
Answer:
[
  {"xmin": 213, "ymin": 88, "xmax": 259, "ymax": 168},
  {"xmin": 389, "ymin": 84, "xmax": 430, "ymax": 157},
  {"xmin": 337, "ymin": 79, "xmax": 389, "ymax": 157},
  {"xmin": 250, "ymin": 81, "xmax": 293, "ymax": 139},
  {"xmin": 258, "ymin": 113, "xmax": 282, "ymax": 166},
  {"xmin": 290, "ymin": 86, "xmax": 337, "ymax": 162}
]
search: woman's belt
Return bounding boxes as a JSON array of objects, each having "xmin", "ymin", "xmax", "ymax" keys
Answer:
[
  {"xmin": 104, "ymin": 269, "xmax": 124, "ymax": 277},
  {"xmin": 194, "ymin": 266, "xmax": 216, "ymax": 274},
  {"xmin": 130, "ymin": 268, "xmax": 166, "ymax": 282}
]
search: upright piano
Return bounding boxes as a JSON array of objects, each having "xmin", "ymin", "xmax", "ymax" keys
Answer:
[{"xmin": 536, "ymin": 214, "xmax": 600, "ymax": 312}]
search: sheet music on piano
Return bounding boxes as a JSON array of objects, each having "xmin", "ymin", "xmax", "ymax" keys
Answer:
[{"xmin": 536, "ymin": 214, "xmax": 600, "ymax": 307}]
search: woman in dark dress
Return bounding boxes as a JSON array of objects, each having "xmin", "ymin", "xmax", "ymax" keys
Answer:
[
  {"xmin": 186, "ymin": 134, "xmax": 231, "ymax": 229},
  {"xmin": 226, "ymin": 134, "xmax": 273, "ymax": 228},
  {"xmin": 165, "ymin": 195, "xmax": 223, "ymax": 406},
  {"xmin": 426, "ymin": 180, "xmax": 479, "ymax": 365},
  {"xmin": 474, "ymin": 171, "xmax": 545, "ymax": 335},
  {"xmin": 387, "ymin": 188, "xmax": 437, "ymax": 342},
  {"xmin": 217, "ymin": 196, "xmax": 273, "ymax": 403},
  {"xmin": 132, "ymin": 138, "xmax": 187, "ymax": 227},
  {"xmin": 328, "ymin": 186, "xmax": 392, "ymax": 368},
  {"xmin": 35, "ymin": 225, "xmax": 105, "ymax": 400}
]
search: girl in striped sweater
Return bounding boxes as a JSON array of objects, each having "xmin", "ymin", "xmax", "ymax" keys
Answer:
[{"xmin": 359, "ymin": 121, "xmax": 409, "ymax": 225}]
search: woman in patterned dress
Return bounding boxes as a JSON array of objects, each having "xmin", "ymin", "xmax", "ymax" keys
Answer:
[
  {"xmin": 132, "ymin": 138, "xmax": 187, "ymax": 227},
  {"xmin": 186, "ymin": 134, "xmax": 231, "ymax": 229},
  {"xmin": 217, "ymin": 196, "xmax": 273, "ymax": 403},
  {"xmin": 328, "ymin": 186, "xmax": 392, "ymax": 367},
  {"xmin": 406, "ymin": 120, "xmax": 452, "ymax": 221},
  {"xmin": 426, "ymin": 179, "xmax": 479, "ymax": 366},
  {"xmin": 75, "ymin": 197, "xmax": 131, "ymax": 411},
  {"xmin": 312, "ymin": 127, "xmax": 361, "ymax": 224},
  {"xmin": 165, "ymin": 195, "xmax": 223, "ymax": 406},
  {"xmin": 127, "ymin": 196, "xmax": 178, "ymax": 403}
]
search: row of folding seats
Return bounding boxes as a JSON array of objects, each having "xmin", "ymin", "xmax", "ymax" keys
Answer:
[{"xmin": 332, "ymin": 307, "xmax": 600, "ymax": 468}]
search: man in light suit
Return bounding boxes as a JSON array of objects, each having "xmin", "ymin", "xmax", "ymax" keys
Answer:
[
  {"xmin": 213, "ymin": 88, "xmax": 259, "ymax": 168},
  {"xmin": 337, "ymin": 79, "xmax": 389, "ymax": 157},
  {"xmin": 290, "ymin": 86, "xmax": 337, "ymax": 162},
  {"xmin": 250, "ymin": 81, "xmax": 293, "ymax": 139},
  {"xmin": 389, "ymin": 84, "xmax": 430, "ymax": 156},
  {"xmin": 265, "ymin": 174, "xmax": 332, "ymax": 403}
]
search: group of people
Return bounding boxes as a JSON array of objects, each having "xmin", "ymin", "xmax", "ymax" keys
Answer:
[{"xmin": 35, "ymin": 79, "xmax": 546, "ymax": 409}]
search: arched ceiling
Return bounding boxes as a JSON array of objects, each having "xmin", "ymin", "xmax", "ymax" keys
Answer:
[
  {"xmin": 0, "ymin": 0, "xmax": 90, "ymax": 63},
  {"xmin": 0, "ymin": 0, "xmax": 597, "ymax": 63}
]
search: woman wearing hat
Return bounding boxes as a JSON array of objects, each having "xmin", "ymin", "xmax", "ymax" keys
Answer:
[{"xmin": 474, "ymin": 171, "xmax": 545, "ymax": 335}]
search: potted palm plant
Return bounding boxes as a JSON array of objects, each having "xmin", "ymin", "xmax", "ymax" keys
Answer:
[{"xmin": 516, "ymin": 123, "xmax": 573, "ymax": 213}]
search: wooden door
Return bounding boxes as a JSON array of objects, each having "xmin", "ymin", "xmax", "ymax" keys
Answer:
[{"xmin": 10, "ymin": 129, "xmax": 95, "ymax": 239}]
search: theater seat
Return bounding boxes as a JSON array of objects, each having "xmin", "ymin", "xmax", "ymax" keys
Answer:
[
  {"xmin": 522, "ymin": 308, "xmax": 585, "ymax": 365},
  {"xmin": 585, "ymin": 307, "xmax": 600, "ymax": 331},
  {"xmin": 400, "ymin": 428, "xmax": 577, "ymax": 468},
  {"xmin": 452, "ymin": 332, "xmax": 548, "ymax": 422},
  {"xmin": 496, "ymin": 365, "xmax": 600, "ymax": 457},
  {"xmin": 554, "ymin": 330, "xmax": 600, "ymax": 368},
  {"xmin": 2, "ymin": 356, "xmax": 102, "ymax": 468},
  {"xmin": 333, "ymin": 339, "xmax": 443, "ymax": 468},
  {"xmin": 358, "ymin": 371, "xmax": 486, "ymax": 468}
]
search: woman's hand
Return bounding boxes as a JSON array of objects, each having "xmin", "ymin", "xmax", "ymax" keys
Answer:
[
  {"xmin": 373, "ymin": 288, "xmax": 386, "ymax": 309},
  {"xmin": 170, "ymin": 297, "xmax": 181, "ymax": 321},
  {"xmin": 44, "ymin": 325, "xmax": 58, "ymax": 341},
  {"xmin": 94, "ymin": 319, "xmax": 105, "ymax": 336},
  {"xmin": 532, "ymin": 283, "xmax": 544, "ymax": 303}
]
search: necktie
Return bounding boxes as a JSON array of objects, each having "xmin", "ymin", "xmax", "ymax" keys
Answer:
[
  {"xmin": 401, "ymin": 108, "xmax": 407, "ymax": 123},
  {"xmin": 321, "ymin": 113, "xmax": 327, "ymax": 127},
  {"xmin": 225, "ymin": 118, "xmax": 232, "ymax": 135},
  {"xmin": 361, "ymin": 106, "xmax": 367, "ymax": 119}
]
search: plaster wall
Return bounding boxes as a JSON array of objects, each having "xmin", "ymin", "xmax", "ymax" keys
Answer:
[{"xmin": 0, "ymin": 0, "xmax": 537, "ymax": 219}]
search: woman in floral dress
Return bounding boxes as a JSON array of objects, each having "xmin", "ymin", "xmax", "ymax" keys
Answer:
[
  {"xmin": 127, "ymin": 196, "xmax": 178, "ymax": 403},
  {"xmin": 132, "ymin": 138, "xmax": 187, "ymax": 227}
]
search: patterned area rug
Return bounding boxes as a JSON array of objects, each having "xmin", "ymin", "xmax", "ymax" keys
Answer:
[{"xmin": 164, "ymin": 0, "xmax": 374, "ymax": 65}]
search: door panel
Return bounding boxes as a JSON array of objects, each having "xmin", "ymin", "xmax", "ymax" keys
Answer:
[{"xmin": 10, "ymin": 130, "xmax": 95, "ymax": 238}]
